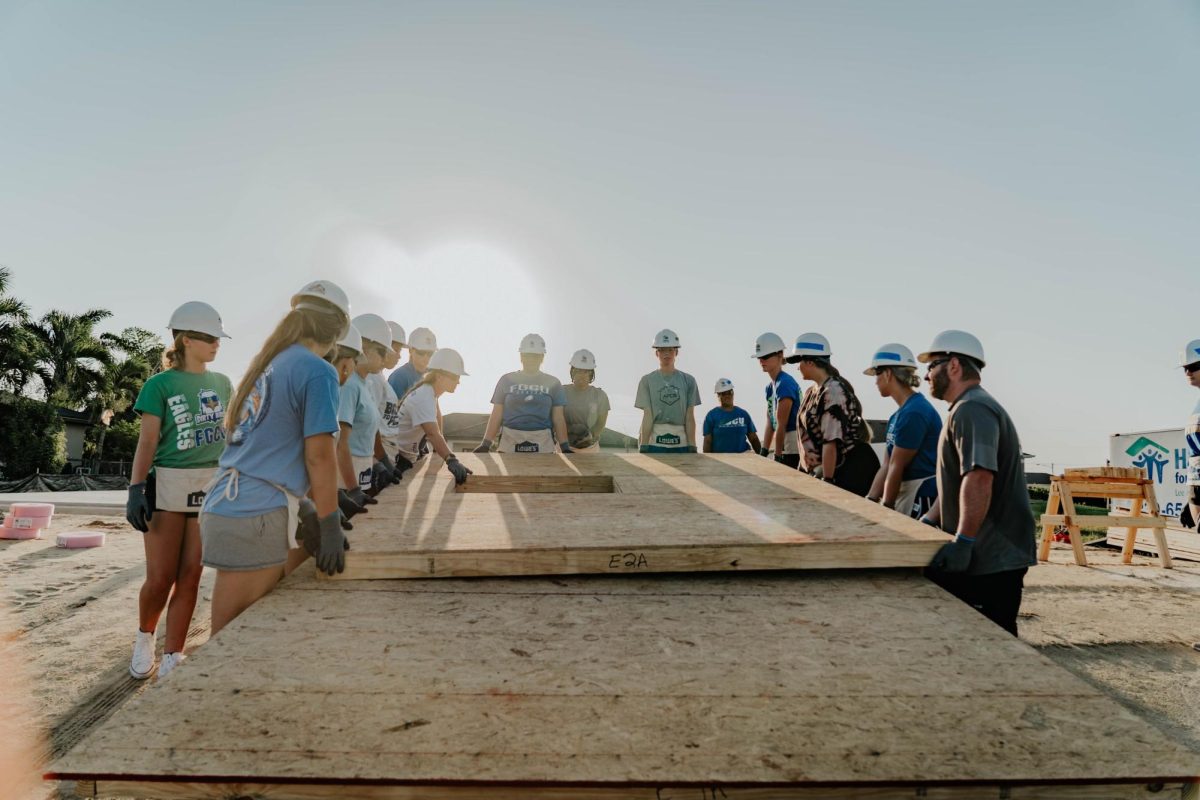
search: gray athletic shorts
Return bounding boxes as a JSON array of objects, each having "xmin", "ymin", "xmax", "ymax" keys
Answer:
[{"xmin": 200, "ymin": 507, "xmax": 290, "ymax": 571}]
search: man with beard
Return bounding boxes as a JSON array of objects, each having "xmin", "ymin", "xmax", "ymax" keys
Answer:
[{"xmin": 917, "ymin": 330, "xmax": 1035, "ymax": 637}]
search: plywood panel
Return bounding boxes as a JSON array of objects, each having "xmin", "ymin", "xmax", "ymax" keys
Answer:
[
  {"xmin": 338, "ymin": 454, "xmax": 947, "ymax": 579},
  {"xmin": 51, "ymin": 568, "xmax": 1199, "ymax": 792}
]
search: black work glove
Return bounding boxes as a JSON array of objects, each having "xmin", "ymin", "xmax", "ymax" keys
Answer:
[
  {"xmin": 125, "ymin": 482, "xmax": 152, "ymax": 532},
  {"xmin": 560, "ymin": 442, "xmax": 573, "ymax": 454},
  {"xmin": 446, "ymin": 456, "xmax": 473, "ymax": 486},
  {"xmin": 472, "ymin": 438, "xmax": 493, "ymax": 454},
  {"xmin": 368, "ymin": 460, "xmax": 392, "ymax": 495},
  {"xmin": 758, "ymin": 447, "xmax": 770, "ymax": 457},
  {"xmin": 314, "ymin": 509, "xmax": 346, "ymax": 576},
  {"xmin": 380, "ymin": 454, "xmax": 402, "ymax": 484},
  {"xmin": 394, "ymin": 452, "xmax": 413, "ymax": 480},
  {"xmin": 339, "ymin": 509, "xmax": 353, "ymax": 531},
  {"xmin": 338, "ymin": 487, "xmax": 367, "ymax": 519},
  {"xmin": 348, "ymin": 486, "xmax": 377, "ymax": 506},
  {"xmin": 298, "ymin": 498, "xmax": 321, "ymax": 556}
]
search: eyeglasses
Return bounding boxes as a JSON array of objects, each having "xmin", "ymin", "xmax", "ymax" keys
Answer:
[{"xmin": 926, "ymin": 356, "xmax": 952, "ymax": 371}]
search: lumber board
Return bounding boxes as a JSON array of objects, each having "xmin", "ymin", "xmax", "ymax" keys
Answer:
[
  {"xmin": 1039, "ymin": 514, "xmax": 1166, "ymax": 529},
  {"xmin": 1063, "ymin": 467, "xmax": 1146, "ymax": 481},
  {"xmin": 1106, "ymin": 527, "xmax": 1200, "ymax": 562},
  {"xmin": 338, "ymin": 454, "xmax": 948, "ymax": 579},
  {"xmin": 1062, "ymin": 481, "xmax": 1147, "ymax": 499},
  {"xmin": 51, "ymin": 568, "xmax": 1200, "ymax": 792}
]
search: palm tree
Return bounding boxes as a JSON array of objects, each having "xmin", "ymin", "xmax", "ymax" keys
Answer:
[
  {"xmin": 24, "ymin": 308, "xmax": 114, "ymax": 406},
  {"xmin": 0, "ymin": 266, "xmax": 35, "ymax": 394},
  {"xmin": 89, "ymin": 327, "xmax": 162, "ymax": 462}
]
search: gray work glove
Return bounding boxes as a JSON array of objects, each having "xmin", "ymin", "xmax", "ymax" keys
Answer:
[
  {"xmin": 339, "ymin": 509, "xmax": 353, "ymax": 531},
  {"xmin": 446, "ymin": 456, "xmax": 473, "ymax": 486},
  {"xmin": 314, "ymin": 509, "xmax": 346, "ymax": 576},
  {"xmin": 559, "ymin": 442, "xmax": 573, "ymax": 454},
  {"xmin": 298, "ymin": 498, "xmax": 320, "ymax": 556},
  {"xmin": 472, "ymin": 438, "xmax": 493, "ymax": 454},
  {"xmin": 348, "ymin": 486, "xmax": 376, "ymax": 507},
  {"xmin": 126, "ymin": 482, "xmax": 152, "ymax": 532},
  {"xmin": 367, "ymin": 460, "xmax": 392, "ymax": 495},
  {"xmin": 338, "ymin": 487, "xmax": 366, "ymax": 519},
  {"xmin": 380, "ymin": 454, "xmax": 402, "ymax": 484},
  {"xmin": 929, "ymin": 534, "xmax": 975, "ymax": 573},
  {"xmin": 394, "ymin": 452, "xmax": 413, "ymax": 480}
]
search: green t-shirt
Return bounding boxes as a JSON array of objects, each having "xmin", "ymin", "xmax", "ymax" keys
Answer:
[
  {"xmin": 634, "ymin": 369, "xmax": 701, "ymax": 427},
  {"xmin": 133, "ymin": 369, "xmax": 233, "ymax": 470}
]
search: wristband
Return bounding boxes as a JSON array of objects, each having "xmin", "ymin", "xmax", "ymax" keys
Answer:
[
  {"xmin": 953, "ymin": 532, "xmax": 977, "ymax": 543},
  {"xmin": 919, "ymin": 516, "xmax": 937, "ymax": 527}
]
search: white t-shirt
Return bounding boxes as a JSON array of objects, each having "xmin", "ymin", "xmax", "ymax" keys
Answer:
[
  {"xmin": 368, "ymin": 373, "xmax": 401, "ymax": 441},
  {"xmin": 396, "ymin": 383, "xmax": 438, "ymax": 453}
]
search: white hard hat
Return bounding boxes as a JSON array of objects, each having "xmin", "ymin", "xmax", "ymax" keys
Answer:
[
  {"xmin": 918, "ymin": 330, "xmax": 986, "ymax": 368},
  {"xmin": 337, "ymin": 324, "xmax": 363, "ymax": 355},
  {"xmin": 786, "ymin": 332, "xmax": 831, "ymax": 363},
  {"xmin": 752, "ymin": 332, "xmax": 786, "ymax": 359},
  {"xmin": 408, "ymin": 327, "xmax": 437, "ymax": 351},
  {"xmin": 570, "ymin": 349, "xmax": 597, "ymax": 370},
  {"xmin": 714, "ymin": 378, "xmax": 735, "ymax": 393},
  {"xmin": 168, "ymin": 301, "xmax": 230, "ymax": 339},
  {"xmin": 653, "ymin": 329, "xmax": 680, "ymax": 348},
  {"xmin": 864, "ymin": 343, "xmax": 918, "ymax": 376},
  {"xmin": 1181, "ymin": 339, "xmax": 1200, "ymax": 368},
  {"xmin": 351, "ymin": 313, "xmax": 391, "ymax": 348},
  {"xmin": 428, "ymin": 348, "xmax": 468, "ymax": 377},
  {"xmin": 387, "ymin": 321, "xmax": 406, "ymax": 347},
  {"xmin": 520, "ymin": 333, "xmax": 547, "ymax": 355},
  {"xmin": 291, "ymin": 280, "xmax": 351, "ymax": 321}
]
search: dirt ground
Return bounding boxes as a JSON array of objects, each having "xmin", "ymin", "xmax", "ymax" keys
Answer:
[{"xmin": 2, "ymin": 514, "xmax": 1198, "ymax": 799}]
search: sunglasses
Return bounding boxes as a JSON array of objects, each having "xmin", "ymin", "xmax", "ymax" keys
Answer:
[
  {"xmin": 925, "ymin": 356, "xmax": 952, "ymax": 371},
  {"xmin": 411, "ymin": 349, "xmax": 434, "ymax": 358},
  {"xmin": 1185, "ymin": 363, "xmax": 1200, "ymax": 374},
  {"xmin": 184, "ymin": 331, "xmax": 218, "ymax": 344}
]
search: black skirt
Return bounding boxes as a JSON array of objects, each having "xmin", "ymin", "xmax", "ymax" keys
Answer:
[{"xmin": 832, "ymin": 442, "xmax": 880, "ymax": 497}]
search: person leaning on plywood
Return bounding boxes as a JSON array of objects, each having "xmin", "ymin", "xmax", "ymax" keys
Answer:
[
  {"xmin": 126, "ymin": 301, "xmax": 233, "ymax": 681},
  {"xmin": 475, "ymin": 333, "xmax": 572, "ymax": 454},
  {"xmin": 788, "ymin": 333, "xmax": 879, "ymax": 495},
  {"xmin": 562, "ymin": 349, "xmax": 610, "ymax": 452},
  {"xmin": 702, "ymin": 378, "xmax": 761, "ymax": 454},
  {"xmin": 201, "ymin": 280, "xmax": 351, "ymax": 635},
  {"xmin": 753, "ymin": 332, "xmax": 802, "ymax": 468},
  {"xmin": 636, "ymin": 329, "xmax": 701, "ymax": 453},
  {"xmin": 863, "ymin": 343, "xmax": 941, "ymax": 518},
  {"xmin": 918, "ymin": 330, "xmax": 1037, "ymax": 638},
  {"xmin": 347, "ymin": 313, "xmax": 400, "ymax": 499},
  {"xmin": 1181, "ymin": 339, "xmax": 1200, "ymax": 530},
  {"xmin": 394, "ymin": 348, "xmax": 473, "ymax": 486},
  {"xmin": 370, "ymin": 320, "xmax": 408, "ymax": 483}
]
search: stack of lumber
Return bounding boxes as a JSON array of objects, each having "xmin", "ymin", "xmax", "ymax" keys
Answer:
[{"xmin": 1107, "ymin": 526, "xmax": 1200, "ymax": 562}]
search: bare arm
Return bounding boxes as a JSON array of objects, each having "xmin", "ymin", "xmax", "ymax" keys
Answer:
[
  {"xmin": 868, "ymin": 450, "xmax": 889, "ymax": 501},
  {"xmin": 821, "ymin": 442, "xmax": 838, "ymax": 481},
  {"xmin": 336, "ymin": 423, "xmax": 357, "ymax": 489},
  {"xmin": 639, "ymin": 408, "xmax": 653, "ymax": 446},
  {"xmin": 702, "ymin": 434, "xmax": 713, "ymax": 453},
  {"xmin": 130, "ymin": 413, "xmax": 160, "ymax": 484},
  {"xmin": 373, "ymin": 431, "xmax": 386, "ymax": 460},
  {"xmin": 685, "ymin": 407, "xmax": 697, "ymax": 448},
  {"xmin": 482, "ymin": 404, "xmax": 504, "ymax": 443},
  {"xmin": 420, "ymin": 421, "xmax": 453, "ymax": 460},
  {"xmin": 882, "ymin": 446, "xmax": 918, "ymax": 508},
  {"xmin": 774, "ymin": 398, "xmax": 793, "ymax": 454},
  {"xmin": 748, "ymin": 431, "xmax": 762, "ymax": 453},
  {"xmin": 591, "ymin": 408, "xmax": 609, "ymax": 443},
  {"xmin": 552, "ymin": 406, "xmax": 569, "ymax": 447},
  {"xmin": 956, "ymin": 468, "xmax": 994, "ymax": 538},
  {"xmin": 761, "ymin": 420, "xmax": 775, "ymax": 454},
  {"xmin": 303, "ymin": 434, "xmax": 338, "ymax": 517}
]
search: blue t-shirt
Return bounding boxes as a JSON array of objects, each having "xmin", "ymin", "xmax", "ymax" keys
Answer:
[
  {"xmin": 765, "ymin": 372, "xmax": 801, "ymax": 433},
  {"xmin": 887, "ymin": 392, "xmax": 942, "ymax": 487},
  {"xmin": 387, "ymin": 362, "xmax": 422, "ymax": 402},
  {"xmin": 703, "ymin": 406, "xmax": 757, "ymax": 453},
  {"xmin": 491, "ymin": 370, "xmax": 566, "ymax": 431},
  {"xmin": 203, "ymin": 344, "xmax": 340, "ymax": 517},
  {"xmin": 338, "ymin": 372, "xmax": 381, "ymax": 457}
]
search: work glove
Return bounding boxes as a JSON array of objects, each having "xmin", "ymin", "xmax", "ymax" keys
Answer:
[
  {"xmin": 559, "ymin": 442, "xmax": 573, "ymax": 454},
  {"xmin": 339, "ymin": 509, "xmax": 353, "ymax": 531},
  {"xmin": 368, "ymin": 460, "xmax": 393, "ymax": 495},
  {"xmin": 298, "ymin": 498, "xmax": 321, "ymax": 556},
  {"xmin": 125, "ymin": 482, "xmax": 152, "ymax": 532},
  {"xmin": 419, "ymin": 439, "xmax": 430, "ymax": 459},
  {"xmin": 379, "ymin": 454, "xmax": 402, "ymax": 484},
  {"xmin": 314, "ymin": 509, "xmax": 346, "ymax": 576},
  {"xmin": 758, "ymin": 447, "xmax": 770, "ymax": 457},
  {"xmin": 473, "ymin": 439, "xmax": 493, "ymax": 454},
  {"xmin": 338, "ymin": 487, "xmax": 367, "ymax": 519},
  {"xmin": 446, "ymin": 456, "xmax": 473, "ymax": 486},
  {"xmin": 349, "ymin": 485, "xmax": 377, "ymax": 506},
  {"xmin": 928, "ymin": 534, "xmax": 975, "ymax": 573},
  {"xmin": 394, "ymin": 452, "xmax": 413, "ymax": 479},
  {"xmin": 774, "ymin": 455, "xmax": 786, "ymax": 464}
]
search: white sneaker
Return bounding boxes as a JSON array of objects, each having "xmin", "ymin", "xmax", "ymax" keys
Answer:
[
  {"xmin": 130, "ymin": 629, "xmax": 156, "ymax": 679},
  {"xmin": 158, "ymin": 651, "xmax": 186, "ymax": 679}
]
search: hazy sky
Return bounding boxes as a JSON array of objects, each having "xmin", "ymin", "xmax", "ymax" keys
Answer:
[{"xmin": 2, "ymin": 1, "xmax": 1197, "ymax": 467}]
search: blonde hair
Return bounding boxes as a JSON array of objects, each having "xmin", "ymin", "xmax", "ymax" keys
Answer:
[
  {"xmin": 161, "ymin": 331, "xmax": 188, "ymax": 371},
  {"xmin": 396, "ymin": 369, "xmax": 455, "ymax": 410},
  {"xmin": 892, "ymin": 366, "xmax": 921, "ymax": 388},
  {"xmin": 226, "ymin": 302, "xmax": 347, "ymax": 435}
]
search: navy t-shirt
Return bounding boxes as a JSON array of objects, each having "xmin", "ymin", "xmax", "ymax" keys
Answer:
[
  {"xmin": 703, "ymin": 406, "xmax": 757, "ymax": 453},
  {"xmin": 886, "ymin": 393, "xmax": 942, "ymax": 484},
  {"xmin": 491, "ymin": 370, "xmax": 566, "ymax": 431},
  {"xmin": 765, "ymin": 372, "xmax": 800, "ymax": 432}
]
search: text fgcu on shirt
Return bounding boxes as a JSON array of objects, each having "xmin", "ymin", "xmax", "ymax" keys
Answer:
[
  {"xmin": 703, "ymin": 406, "xmax": 757, "ymax": 453},
  {"xmin": 492, "ymin": 371, "xmax": 566, "ymax": 431},
  {"xmin": 134, "ymin": 370, "xmax": 233, "ymax": 469}
]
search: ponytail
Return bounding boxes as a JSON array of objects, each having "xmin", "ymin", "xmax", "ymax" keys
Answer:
[
  {"xmin": 226, "ymin": 303, "xmax": 346, "ymax": 435},
  {"xmin": 161, "ymin": 331, "xmax": 188, "ymax": 371},
  {"xmin": 396, "ymin": 370, "xmax": 438, "ymax": 411}
]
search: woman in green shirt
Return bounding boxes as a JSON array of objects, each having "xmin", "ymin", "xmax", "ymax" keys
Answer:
[{"xmin": 126, "ymin": 301, "xmax": 232, "ymax": 681}]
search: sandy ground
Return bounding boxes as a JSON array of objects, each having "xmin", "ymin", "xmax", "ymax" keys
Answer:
[{"xmin": 2, "ymin": 514, "xmax": 1198, "ymax": 799}]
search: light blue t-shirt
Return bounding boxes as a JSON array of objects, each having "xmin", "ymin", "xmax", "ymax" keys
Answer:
[
  {"xmin": 338, "ymin": 372, "xmax": 380, "ymax": 457},
  {"xmin": 765, "ymin": 371, "xmax": 801, "ymax": 433},
  {"xmin": 491, "ymin": 370, "xmax": 566, "ymax": 431},
  {"xmin": 703, "ymin": 406, "xmax": 757, "ymax": 453},
  {"xmin": 387, "ymin": 361, "xmax": 422, "ymax": 402},
  {"xmin": 886, "ymin": 392, "xmax": 942, "ymax": 486},
  {"xmin": 203, "ymin": 344, "xmax": 340, "ymax": 517}
]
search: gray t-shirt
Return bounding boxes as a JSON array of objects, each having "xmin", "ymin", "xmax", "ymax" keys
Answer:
[
  {"xmin": 564, "ymin": 385, "xmax": 611, "ymax": 446},
  {"xmin": 936, "ymin": 385, "xmax": 1036, "ymax": 575},
  {"xmin": 635, "ymin": 370, "xmax": 701, "ymax": 427}
]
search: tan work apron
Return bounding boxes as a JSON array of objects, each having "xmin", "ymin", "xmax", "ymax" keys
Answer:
[
  {"xmin": 204, "ymin": 467, "xmax": 303, "ymax": 550},
  {"xmin": 348, "ymin": 455, "xmax": 374, "ymax": 493},
  {"xmin": 499, "ymin": 426, "xmax": 557, "ymax": 454},
  {"xmin": 781, "ymin": 429, "xmax": 800, "ymax": 456},
  {"xmin": 154, "ymin": 466, "xmax": 217, "ymax": 513},
  {"xmin": 650, "ymin": 423, "xmax": 689, "ymax": 451}
]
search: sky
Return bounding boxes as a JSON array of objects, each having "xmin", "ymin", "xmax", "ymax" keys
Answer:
[{"xmin": 1, "ymin": 1, "xmax": 1198, "ymax": 469}]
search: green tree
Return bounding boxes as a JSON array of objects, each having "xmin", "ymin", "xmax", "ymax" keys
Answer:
[
  {"xmin": 24, "ymin": 308, "xmax": 113, "ymax": 406},
  {"xmin": 88, "ymin": 327, "xmax": 162, "ymax": 462},
  {"xmin": 0, "ymin": 266, "xmax": 36, "ymax": 393}
]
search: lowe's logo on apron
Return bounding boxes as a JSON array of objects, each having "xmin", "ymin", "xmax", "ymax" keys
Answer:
[
  {"xmin": 515, "ymin": 441, "xmax": 540, "ymax": 453},
  {"xmin": 656, "ymin": 432, "xmax": 681, "ymax": 446}
]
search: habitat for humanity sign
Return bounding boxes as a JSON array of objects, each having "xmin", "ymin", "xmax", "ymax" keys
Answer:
[{"xmin": 1108, "ymin": 429, "xmax": 1188, "ymax": 519}]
